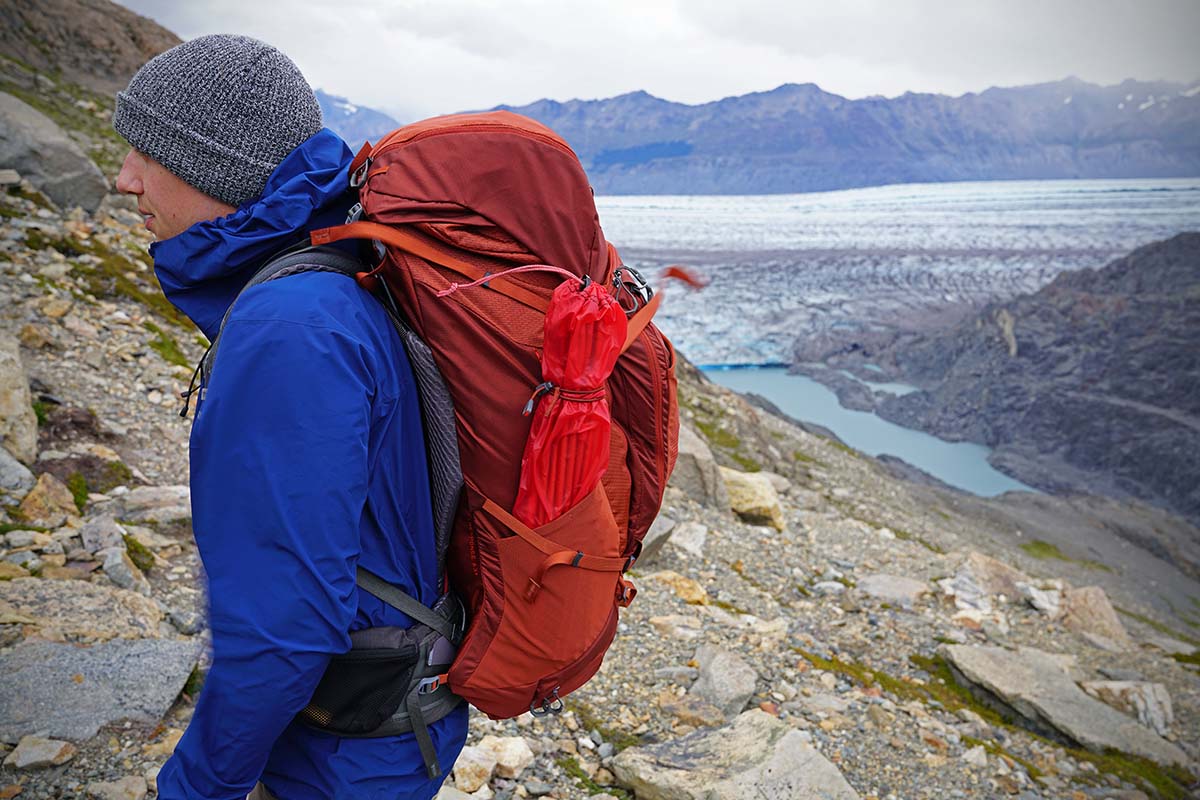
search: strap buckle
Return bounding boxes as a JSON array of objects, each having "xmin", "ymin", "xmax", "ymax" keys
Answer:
[
  {"xmin": 349, "ymin": 157, "xmax": 372, "ymax": 189},
  {"xmin": 530, "ymin": 686, "xmax": 564, "ymax": 717},
  {"xmin": 417, "ymin": 673, "xmax": 449, "ymax": 695},
  {"xmin": 616, "ymin": 576, "xmax": 637, "ymax": 608},
  {"xmin": 612, "ymin": 265, "xmax": 653, "ymax": 316},
  {"xmin": 346, "ymin": 202, "xmax": 363, "ymax": 224}
]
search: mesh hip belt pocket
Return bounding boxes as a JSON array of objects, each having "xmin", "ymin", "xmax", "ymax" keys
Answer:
[{"xmin": 299, "ymin": 630, "xmax": 420, "ymax": 734}]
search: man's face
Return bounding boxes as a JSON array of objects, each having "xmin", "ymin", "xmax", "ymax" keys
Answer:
[{"xmin": 115, "ymin": 150, "xmax": 236, "ymax": 241}]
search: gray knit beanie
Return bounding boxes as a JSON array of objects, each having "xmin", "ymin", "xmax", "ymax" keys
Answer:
[{"xmin": 113, "ymin": 34, "xmax": 323, "ymax": 208}]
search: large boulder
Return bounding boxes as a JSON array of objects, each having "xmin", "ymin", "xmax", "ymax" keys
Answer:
[
  {"xmin": 669, "ymin": 424, "xmax": 729, "ymax": 509},
  {"xmin": 0, "ymin": 577, "xmax": 161, "ymax": 642},
  {"xmin": 612, "ymin": 709, "xmax": 860, "ymax": 800},
  {"xmin": 0, "ymin": 333, "xmax": 37, "ymax": 466},
  {"xmin": 0, "ymin": 92, "xmax": 108, "ymax": 212},
  {"xmin": 940, "ymin": 644, "xmax": 1188, "ymax": 766},
  {"xmin": 1080, "ymin": 681, "xmax": 1174, "ymax": 737},
  {"xmin": 718, "ymin": 467, "xmax": 785, "ymax": 530},
  {"xmin": 0, "ymin": 638, "xmax": 201, "ymax": 743},
  {"xmin": 1061, "ymin": 586, "xmax": 1132, "ymax": 650}
]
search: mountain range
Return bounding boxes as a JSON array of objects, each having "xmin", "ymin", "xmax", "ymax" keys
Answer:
[{"xmin": 322, "ymin": 77, "xmax": 1200, "ymax": 195}]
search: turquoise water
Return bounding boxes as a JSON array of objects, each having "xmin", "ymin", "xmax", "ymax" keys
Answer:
[{"xmin": 703, "ymin": 366, "xmax": 1034, "ymax": 497}]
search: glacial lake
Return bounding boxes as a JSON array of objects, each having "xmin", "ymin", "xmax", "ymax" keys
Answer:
[{"xmin": 702, "ymin": 365, "xmax": 1034, "ymax": 497}]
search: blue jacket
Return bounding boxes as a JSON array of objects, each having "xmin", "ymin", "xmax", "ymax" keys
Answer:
[{"xmin": 152, "ymin": 129, "xmax": 468, "ymax": 800}]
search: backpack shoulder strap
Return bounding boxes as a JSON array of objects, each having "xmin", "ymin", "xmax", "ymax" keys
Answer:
[{"xmin": 198, "ymin": 245, "xmax": 364, "ymax": 388}]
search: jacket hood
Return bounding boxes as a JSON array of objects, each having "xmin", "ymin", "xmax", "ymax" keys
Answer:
[{"xmin": 151, "ymin": 128, "xmax": 355, "ymax": 340}]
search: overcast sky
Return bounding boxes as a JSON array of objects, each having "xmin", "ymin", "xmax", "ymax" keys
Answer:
[{"xmin": 116, "ymin": 0, "xmax": 1200, "ymax": 121}]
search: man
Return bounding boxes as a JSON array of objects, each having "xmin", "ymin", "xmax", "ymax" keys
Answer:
[{"xmin": 113, "ymin": 34, "xmax": 468, "ymax": 799}]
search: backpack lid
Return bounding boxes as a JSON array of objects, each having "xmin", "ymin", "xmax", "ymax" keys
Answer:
[{"xmin": 361, "ymin": 111, "xmax": 610, "ymax": 284}]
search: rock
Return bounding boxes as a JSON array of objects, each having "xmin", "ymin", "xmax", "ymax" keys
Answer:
[
  {"xmin": 1079, "ymin": 681, "xmax": 1174, "ymax": 736},
  {"xmin": 80, "ymin": 514, "xmax": 128, "ymax": 554},
  {"xmin": 0, "ymin": 335, "xmax": 37, "ymax": 465},
  {"xmin": 141, "ymin": 727, "xmax": 184, "ymax": 757},
  {"xmin": 0, "ymin": 562, "xmax": 29, "ymax": 580},
  {"xmin": 857, "ymin": 573, "xmax": 929, "ymax": 609},
  {"xmin": 758, "ymin": 470, "xmax": 791, "ymax": 495},
  {"xmin": 2, "ymin": 735, "xmax": 76, "ymax": 768},
  {"xmin": 0, "ymin": 577, "xmax": 161, "ymax": 642},
  {"xmin": 17, "ymin": 473, "xmax": 77, "ymax": 526},
  {"xmin": 959, "ymin": 552, "xmax": 1030, "ymax": 599},
  {"xmin": 718, "ymin": 467, "xmax": 785, "ymax": 530},
  {"xmin": 434, "ymin": 788, "xmax": 472, "ymax": 800},
  {"xmin": 670, "ymin": 521, "xmax": 709, "ymax": 558},
  {"xmin": 961, "ymin": 744, "xmax": 988, "ymax": 768},
  {"xmin": 612, "ymin": 709, "xmax": 859, "ymax": 800},
  {"xmin": 940, "ymin": 644, "xmax": 1188, "ymax": 766},
  {"xmin": 644, "ymin": 570, "xmax": 708, "ymax": 605},
  {"xmin": 452, "ymin": 745, "xmax": 497, "ymax": 793},
  {"xmin": 659, "ymin": 693, "xmax": 726, "ymax": 728},
  {"xmin": 0, "ymin": 446, "xmax": 34, "ymax": 496},
  {"xmin": 100, "ymin": 548, "xmax": 151, "ymax": 596},
  {"xmin": 0, "ymin": 638, "xmax": 201, "ymax": 744},
  {"xmin": 648, "ymin": 614, "xmax": 702, "ymax": 640},
  {"xmin": 476, "ymin": 735, "xmax": 534, "ymax": 779},
  {"xmin": 86, "ymin": 776, "xmax": 147, "ymax": 800},
  {"xmin": 1061, "ymin": 587, "xmax": 1132, "ymax": 649},
  {"xmin": 669, "ymin": 424, "xmax": 730, "ymax": 509},
  {"xmin": 637, "ymin": 514, "xmax": 676, "ymax": 565},
  {"xmin": 116, "ymin": 485, "xmax": 191, "ymax": 523},
  {"xmin": 1017, "ymin": 581, "xmax": 1064, "ymax": 619},
  {"xmin": 0, "ymin": 92, "xmax": 108, "ymax": 212},
  {"xmin": 689, "ymin": 645, "xmax": 758, "ymax": 717},
  {"xmin": 0, "ymin": 168, "xmax": 18, "ymax": 185},
  {"xmin": 812, "ymin": 580, "xmax": 846, "ymax": 596}
]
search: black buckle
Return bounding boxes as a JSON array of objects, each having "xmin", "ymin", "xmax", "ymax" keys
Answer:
[{"xmin": 530, "ymin": 687, "xmax": 564, "ymax": 717}]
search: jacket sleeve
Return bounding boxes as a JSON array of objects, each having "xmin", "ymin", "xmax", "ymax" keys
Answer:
[{"xmin": 156, "ymin": 310, "xmax": 377, "ymax": 800}]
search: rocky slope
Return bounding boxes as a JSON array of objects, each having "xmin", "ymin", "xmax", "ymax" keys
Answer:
[
  {"xmin": 853, "ymin": 233, "xmax": 1200, "ymax": 537},
  {"xmin": 2, "ymin": 16, "xmax": 1199, "ymax": 800},
  {"xmin": 0, "ymin": 0, "xmax": 178, "ymax": 96},
  {"xmin": 1, "ymin": 164, "xmax": 1199, "ymax": 798},
  {"xmin": 500, "ymin": 79, "xmax": 1200, "ymax": 195}
]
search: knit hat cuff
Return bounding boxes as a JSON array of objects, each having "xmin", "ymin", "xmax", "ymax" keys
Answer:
[{"xmin": 114, "ymin": 90, "xmax": 274, "ymax": 207}]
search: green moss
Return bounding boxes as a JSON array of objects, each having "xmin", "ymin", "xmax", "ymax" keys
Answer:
[
  {"xmin": 183, "ymin": 666, "xmax": 206, "ymax": 698},
  {"xmin": 1019, "ymin": 540, "xmax": 1114, "ymax": 572},
  {"xmin": 694, "ymin": 418, "xmax": 741, "ymax": 451},
  {"xmin": 711, "ymin": 598, "xmax": 750, "ymax": 615},
  {"xmin": 143, "ymin": 322, "xmax": 191, "ymax": 368},
  {"xmin": 1170, "ymin": 651, "xmax": 1200, "ymax": 666},
  {"xmin": 98, "ymin": 460, "xmax": 135, "ymax": 492},
  {"xmin": 31, "ymin": 400, "xmax": 48, "ymax": 427},
  {"xmin": 0, "ymin": 522, "xmax": 49, "ymax": 536},
  {"xmin": 122, "ymin": 533, "xmax": 155, "ymax": 573},
  {"xmin": 730, "ymin": 452, "xmax": 762, "ymax": 472},
  {"xmin": 792, "ymin": 450, "xmax": 823, "ymax": 466},
  {"xmin": 6, "ymin": 182, "xmax": 54, "ymax": 210},
  {"xmin": 892, "ymin": 527, "xmax": 947, "ymax": 554},
  {"xmin": 564, "ymin": 699, "xmax": 641, "ymax": 753},
  {"xmin": 794, "ymin": 583, "xmax": 812, "ymax": 598},
  {"xmin": 65, "ymin": 472, "xmax": 88, "ymax": 513},
  {"xmin": 556, "ymin": 756, "xmax": 630, "ymax": 798},
  {"xmin": 960, "ymin": 736, "xmax": 1044, "ymax": 779},
  {"xmin": 1114, "ymin": 607, "xmax": 1200, "ymax": 649}
]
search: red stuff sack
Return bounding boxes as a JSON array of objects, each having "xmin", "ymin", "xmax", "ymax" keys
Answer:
[{"xmin": 313, "ymin": 111, "xmax": 679, "ymax": 718}]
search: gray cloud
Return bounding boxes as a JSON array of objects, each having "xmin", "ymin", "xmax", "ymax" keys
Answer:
[{"xmin": 116, "ymin": 0, "xmax": 1200, "ymax": 119}]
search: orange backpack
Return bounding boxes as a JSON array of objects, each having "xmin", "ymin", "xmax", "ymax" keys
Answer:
[{"xmin": 313, "ymin": 111, "xmax": 679, "ymax": 719}]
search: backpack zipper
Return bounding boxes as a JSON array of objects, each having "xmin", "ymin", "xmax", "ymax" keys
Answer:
[{"xmin": 373, "ymin": 122, "xmax": 578, "ymax": 161}]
